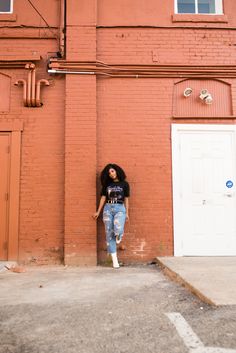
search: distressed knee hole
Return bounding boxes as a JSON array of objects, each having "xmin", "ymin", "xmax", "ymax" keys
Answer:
[{"xmin": 114, "ymin": 221, "xmax": 121, "ymax": 230}]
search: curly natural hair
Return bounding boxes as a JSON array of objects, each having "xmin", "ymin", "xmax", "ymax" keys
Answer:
[{"xmin": 100, "ymin": 164, "xmax": 127, "ymax": 187}]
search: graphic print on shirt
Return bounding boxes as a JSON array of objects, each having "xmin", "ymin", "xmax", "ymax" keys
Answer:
[{"xmin": 107, "ymin": 185, "xmax": 124, "ymax": 203}]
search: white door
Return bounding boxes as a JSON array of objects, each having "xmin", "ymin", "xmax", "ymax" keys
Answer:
[{"xmin": 172, "ymin": 124, "xmax": 236, "ymax": 256}]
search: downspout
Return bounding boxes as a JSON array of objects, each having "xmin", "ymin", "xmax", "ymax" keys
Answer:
[
  {"xmin": 14, "ymin": 79, "xmax": 27, "ymax": 106},
  {"xmin": 36, "ymin": 79, "xmax": 50, "ymax": 107},
  {"xmin": 64, "ymin": 0, "xmax": 66, "ymax": 58},
  {"xmin": 31, "ymin": 67, "xmax": 36, "ymax": 107},
  {"xmin": 27, "ymin": 68, "xmax": 32, "ymax": 107},
  {"xmin": 59, "ymin": 0, "xmax": 65, "ymax": 57},
  {"xmin": 25, "ymin": 63, "xmax": 35, "ymax": 107}
]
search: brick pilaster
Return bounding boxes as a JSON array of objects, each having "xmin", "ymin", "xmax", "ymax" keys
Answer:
[{"xmin": 64, "ymin": 0, "xmax": 97, "ymax": 265}]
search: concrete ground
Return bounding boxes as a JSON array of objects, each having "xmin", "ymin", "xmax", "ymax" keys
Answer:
[
  {"xmin": 1, "ymin": 256, "xmax": 236, "ymax": 307},
  {"xmin": 156, "ymin": 257, "xmax": 236, "ymax": 306},
  {"xmin": 0, "ymin": 264, "xmax": 236, "ymax": 353}
]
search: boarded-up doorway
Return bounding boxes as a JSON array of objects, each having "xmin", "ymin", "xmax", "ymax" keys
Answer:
[
  {"xmin": 0, "ymin": 122, "xmax": 22, "ymax": 261},
  {"xmin": 0, "ymin": 133, "xmax": 11, "ymax": 260}
]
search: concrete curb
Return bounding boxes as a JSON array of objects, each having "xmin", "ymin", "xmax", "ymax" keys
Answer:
[{"xmin": 156, "ymin": 258, "xmax": 216, "ymax": 306}]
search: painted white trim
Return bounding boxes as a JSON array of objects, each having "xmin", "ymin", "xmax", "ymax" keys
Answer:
[
  {"xmin": 174, "ymin": 0, "xmax": 178, "ymax": 13},
  {"xmin": 0, "ymin": 0, "xmax": 13, "ymax": 14},
  {"xmin": 215, "ymin": 0, "xmax": 223, "ymax": 14},
  {"xmin": 171, "ymin": 124, "xmax": 236, "ymax": 256},
  {"xmin": 174, "ymin": 0, "xmax": 223, "ymax": 15}
]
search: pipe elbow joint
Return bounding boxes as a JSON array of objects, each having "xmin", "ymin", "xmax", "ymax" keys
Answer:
[
  {"xmin": 35, "ymin": 79, "xmax": 50, "ymax": 107},
  {"xmin": 14, "ymin": 79, "xmax": 27, "ymax": 106}
]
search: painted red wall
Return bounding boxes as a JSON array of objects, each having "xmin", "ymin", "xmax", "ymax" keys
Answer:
[
  {"xmin": 1, "ymin": 0, "xmax": 236, "ymax": 265},
  {"xmin": 95, "ymin": 0, "xmax": 236, "ymax": 263},
  {"xmin": 97, "ymin": 78, "xmax": 174, "ymax": 262},
  {"xmin": 97, "ymin": 0, "xmax": 236, "ymax": 27},
  {"xmin": 0, "ymin": 0, "xmax": 64, "ymax": 264}
]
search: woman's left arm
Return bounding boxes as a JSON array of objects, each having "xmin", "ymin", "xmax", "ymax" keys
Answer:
[{"xmin": 124, "ymin": 197, "xmax": 129, "ymax": 221}]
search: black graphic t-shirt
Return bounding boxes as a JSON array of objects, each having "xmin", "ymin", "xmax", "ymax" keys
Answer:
[{"xmin": 101, "ymin": 181, "xmax": 130, "ymax": 203}]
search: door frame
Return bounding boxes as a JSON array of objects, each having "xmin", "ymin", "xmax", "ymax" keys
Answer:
[
  {"xmin": 171, "ymin": 123, "xmax": 236, "ymax": 256},
  {"xmin": 0, "ymin": 120, "xmax": 23, "ymax": 260}
]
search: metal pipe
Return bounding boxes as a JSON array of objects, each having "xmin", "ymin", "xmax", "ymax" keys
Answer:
[
  {"xmin": 48, "ymin": 61, "xmax": 236, "ymax": 78},
  {"xmin": 31, "ymin": 68, "xmax": 36, "ymax": 107},
  {"xmin": 59, "ymin": 0, "xmax": 65, "ymax": 56},
  {"xmin": 48, "ymin": 69, "xmax": 95, "ymax": 75},
  {"xmin": 49, "ymin": 65, "xmax": 236, "ymax": 73},
  {"xmin": 36, "ymin": 79, "xmax": 50, "ymax": 107},
  {"xmin": 25, "ymin": 63, "xmax": 36, "ymax": 107},
  {"xmin": 47, "ymin": 69, "xmax": 236, "ymax": 79},
  {"xmin": 14, "ymin": 79, "xmax": 27, "ymax": 106},
  {"xmin": 49, "ymin": 59, "xmax": 236, "ymax": 69},
  {"xmin": 26, "ymin": 68, "xmax": 32, "ymax": 107}
]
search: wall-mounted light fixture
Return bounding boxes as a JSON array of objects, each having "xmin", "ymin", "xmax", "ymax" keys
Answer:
[
  {"xmin": 199, "ymin": 89, "xmax": 213, "ymax": 105},
  {"xmin": 183, "ymin": 87, "xmax": 193, "ymax": 97}
]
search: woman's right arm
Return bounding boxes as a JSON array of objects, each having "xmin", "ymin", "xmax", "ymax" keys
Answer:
[{"xmin": 93, "ymin": 196, "xmax": 106, "ymax": 220}]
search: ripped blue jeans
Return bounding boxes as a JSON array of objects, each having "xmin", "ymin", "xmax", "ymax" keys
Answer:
[{"xmin": 103, "ymin": 203, "xmax": 126, "ymax": 254}]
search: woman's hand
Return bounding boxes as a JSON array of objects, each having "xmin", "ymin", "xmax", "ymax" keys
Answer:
[
  {"xmin": 126, "ymin": 213, "xmax": 130, "ymax": 221},
  {"xmin": 92, "ymin": 212, "xmax": 100, "ymax": 220},
  {"xmin": 93, "ymin": 196, "xmax": 106, "ymax": 220}
]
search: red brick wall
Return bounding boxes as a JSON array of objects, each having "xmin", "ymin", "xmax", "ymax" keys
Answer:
[
  {"xmin": 0, "ymin": 64, "xmax": 65, "ymax": 264},
  {"xmin": 0, "ymin": 0, "xmax": 64, "ymax": 264},
  {"xmin": 18, "ymin": 72, "xmax": 65, "ymax": 264},
  {"xmin": 1, "ymin": 0, "xmax": 236, "ymax": 265},
  {"xmin": 64, "ymin": 75, "xmax": 97, "ymax": 266},
  {"xmin": 97, "ymin": 0, "xmax": 236, "ymax": 27},
  {"xmin": 96, "ymin": 76, "xmax": 236, "ymax": 263},
  {"xmin": 97, "ymin": 78, "xmax": 174, "ymax": 263},
  {"xmin": 94, "ymin": 16, "xmax": 236, "ymax": 262},
  {"xmin": 64, "ymin": 0, "xmax": 97, "ymax": 265},
  {"xmin": 97, "ymin": 28, "xmax": 236, "ymax": 65}
]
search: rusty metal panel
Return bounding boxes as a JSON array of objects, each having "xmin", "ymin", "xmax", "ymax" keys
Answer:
[
  {"xmin": 173, "ymin": 79, "xmax": 233, "ymax": 117},
  {"xmin": 0, "ymin": 133, "xmax": 10, "ymax": 260}
]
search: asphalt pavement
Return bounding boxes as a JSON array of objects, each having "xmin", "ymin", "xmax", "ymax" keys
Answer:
[{"xmin": 0, "ymin": 264, "xmax": 236, "ymax": 353}]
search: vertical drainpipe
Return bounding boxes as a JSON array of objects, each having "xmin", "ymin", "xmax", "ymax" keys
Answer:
[
  {"xmin": 64, "ymin": 0, "xmax": 67, "ymax": 58},
  {"xmin": 31, "ymin": 67, "xmax": 36, "ymax": 107},
  {"xmin": 27, "ymin": 68, "xmax": 32, "ymax": 107},
  {"xmin": 58, "ymin": 0, "xmax": 66, "ymax": 57}
]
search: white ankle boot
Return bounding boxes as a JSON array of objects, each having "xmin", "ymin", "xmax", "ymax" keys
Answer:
[{"xmin": 111, "ymin": 252, "xmax": 120, "ymax": 269}]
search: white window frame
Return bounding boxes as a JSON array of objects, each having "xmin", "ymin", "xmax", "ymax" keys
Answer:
[
  {"xmin": 0, "ymin": 0, "xmax": 13, "ymax": 14},
  {"xmin": 174, "ymin": 0, "xmax": 223, "ymax": 15}
]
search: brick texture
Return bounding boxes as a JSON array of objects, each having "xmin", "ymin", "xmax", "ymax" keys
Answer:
[
  {"xmin": 1, "ymin": 0, "xmax": 236, "ymax": 265},
  {"xmin": 0, "ymin": 40, "xmax": 65, "ymax": 264},
  {"xmin": 64, "ymin": 75, "xmax": 97, "ymax": 265},
  {"xmin": 97, "ymin": 78, "xmax": 174, "ymax": 263}
]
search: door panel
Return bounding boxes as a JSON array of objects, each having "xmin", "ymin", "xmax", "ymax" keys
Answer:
[
  {"xmin": 0, "ymin": 133, "xmax": 10, "ymax": 260},
  {"xmin": 172, "ymin": 125, "xmax": 236, "ymax": 256}
]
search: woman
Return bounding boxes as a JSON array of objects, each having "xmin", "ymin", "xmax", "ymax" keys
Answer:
[{"xmin": 93, "ymin": 164, "xmax": 130, "ymax": 268}]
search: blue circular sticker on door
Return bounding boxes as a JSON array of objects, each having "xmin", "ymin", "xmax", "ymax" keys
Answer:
[{"xmin": 226, "ymin": 180, "xmax": 233, "ymax": 188}]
